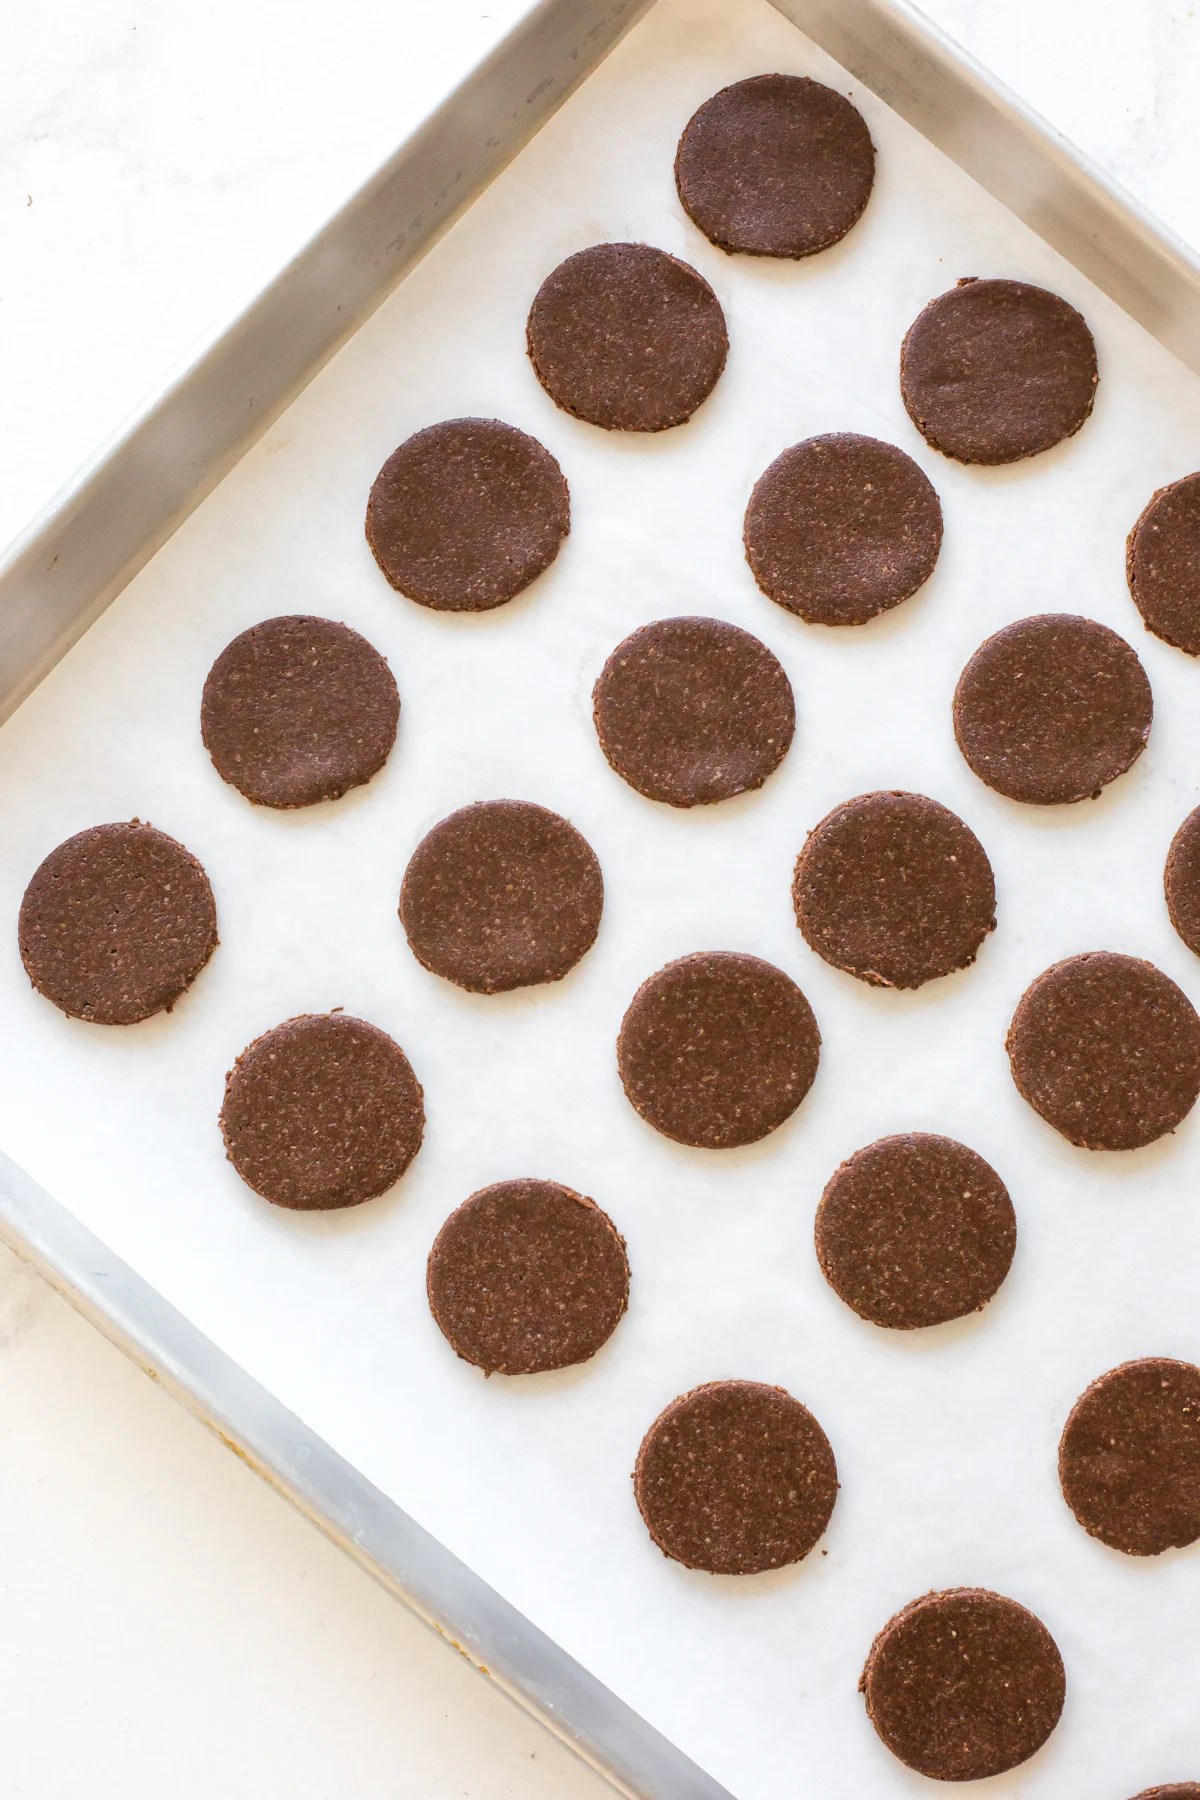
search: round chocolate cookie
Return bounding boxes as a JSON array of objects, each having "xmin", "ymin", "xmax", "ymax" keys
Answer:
[
  {"xmin": 815, "ymin": 1133, "xmax": 1016, "ymax": 1329},
  {"xmin": 1166, "ymin": 806, "xmax": 1200, "ymax": 956},
  {"xmin": 220, "ymin": 1012, "xmax": 424, "ymax": 1210},
  {"xmin": 633, "ymin": 1379, "xmax": 837, "ymax": 1574},
  {"xmin": 427, "ymin": 1178, "xmax": 630, "ymax": 1375},
  {"xmin": 744, "ymin": 433, "xmax": 942, "ymax": 626},
  {"xmin": 201, "ymin": 615, "xmax": 400, "ymax": 808},
  {"xmin": 900, "ymin": 278, "xmax": 1098, "ymax": 465},
  {"xmin": 19, "ymin": 820, "xmax": 217, "ymax": 1026},
  {"xmin": 793, "ymin": 791, "xmax": 996, "ymax": 988},
  {"xmin": 617, "ymin": 951, "xmax": 820, "ymax": 1149},
  {"xmin": 1128, "ymin": 471, "xmax": 1200, "ymax": 655},
  {"xmin": 366, "ymin": 417, "xmax": 569, "ymax": 611},
  {"xmin": 1058, "ymin": 1357, "xmax": 1200, "ymax": 1556},
  {"xmin": 953, "ymin": 613, "xmax": 1152, "ymax": 805},
  {"xmin": 592, "ymin": 616, "xmax": 795, "ymax": 807},
  {"xmin": 1006, "ymin": 952, "xmax": 1200, "ymax": 1151},
  {"xmin": 526, "ymin": 243, "xmax": 728, "ymax": 432},
  {"xmin": 400, "ymin": 800, "xmax": 603, "ymax": 994},
  {"xmin": 674, "ymin": 74, "xmax": 875, "ymax": 259},
  {"xmin": 860, "ymin": 1588, "xmax": 1065, "ymax": 1780},
  {"xmin": 1128, "ymin": 1787, "xmax": 1200, "ymax": 1798}
]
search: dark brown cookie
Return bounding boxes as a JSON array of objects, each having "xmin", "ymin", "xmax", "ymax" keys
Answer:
[
  {"xmin": 220, "ymin": 1012, "xmax": 424, "ymax": 1210},
  {"xmin": 815, "ymin": 1133, "xmax": 1016, "ymax": 1330},
  {"xmin": 744, "ymin": 433, "xmax": 942, "ymax": 627},
  {"xmin": 526, "ymin": 243, "xmax": 728, "ymax": 432},
  {"xmin": 674, "ymin": 74, "xmax": 875, "ymax": 259},
  {"xmin": 592, "ymin": 615, "xmax": 795, "ymax": 807},
  {"xmin": 1059, "ymin": 1357, "xmax": 1200, "ymax": 1556},
  {"xmin": 901, "ymin": 278, "xmax": 1098, "ymax": 465},
  {"xmin": 633, "ymin": 1380, "xmax": 837, "ymax": 1574},
  {"xmin": 793, "ymin": 791, "xmax": 996, "ymax": 989},
  {"xmin": 427, "ymin": 1178, "xmax": 630, "ymax": 1375},
  {"xmin": 860, "ymin": 1588, "xmax": 1065, "ymax": 1780},
  {"xmin": 366, "ymin": 417, "xmax": 569, "ymax": 611},
  {"xmin": 1166, "ymin": 806, "xmax": 1200, "ymax": 956},
  {"xmin": 19, "ymin": 821, "xmax": 217, "ymax": 1026},
  {"xmin": 1128, "ymin": 1787, "xmax": 1200, "ymax": 1798},
  {"xmin": 400, "ymin": 800, "xmax": 603, "ymax": 994},
  {"xmin": 1128, "ymin": 471, "xmax": 1200, "ymax": 654},
  {"xmin": 201, "ymin": 615, "xmax": 400, "ymax": 808},
  {"xmin": 953, "ymin": 613, "xmax": 1152, "ymax": 805},
  {"xmin": 617, "ymin": 951, "xmax": 820, "ymax": 1149},
  {"xmin": 1006, "ymin": 952, "xmax": 1200, "ymax": 1151}
]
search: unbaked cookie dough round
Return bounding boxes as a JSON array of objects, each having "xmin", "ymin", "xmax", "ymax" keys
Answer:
[
  {"xmin": 220, "ymin": 1012, "xmax": 424, "ymax": 1210},
  {"xmin": 792, "ymin": 790, "xmax": 996, "ymax": 988},
  {"xmin": 201, "ymin": 615, "xmax": 400, "ymax": 808},
  {"xmin": 399, "ymin": 799, "xmax": 603, "ymax": 994},
  {"xmin": 815, "ymin": 1133, "xmax": 1016, "ymax": 1329},
  {"xmin": 1127, "ymin": 472, "xmax": 1200, "ymax": 655},
  {"xmin": 900, "ymin": 278, "xmax": 1098, "ymax": 464},
  {"xmin": 1006, "ymin": 951, "xmax": 1200, "ymax": 1151},
  {"xmin": 617, "ymin": 950, "xmax": 820, "ymax": 1149},
  {"xmin": 19, "ymin": 820, "xmax": 218, "ymax": 1026},
  {"xmin": 366, "ymin": 417, "xmax": 569, "ymax": 611},
  {"xmin": 427, "ymin": 1178, "xmax": 630, "ymax": 1375},
  {"xmin": 1166, "ymin": 806, "xmax": 1200, "ymax": 956},
  {"xmin": 526, "ymin": 243, "xmax": 728, "ymax": 432},
  {"xmin": 592, "ymin": 615, "xmax": 795, "ymax": 806},
  {"xmin": 860, "ymin": 1588, "xmax": 1066, "ymax": 1781},
  {"xmin": 633, "ymin": 1379, "xmax": 837, "ymax": 1574},
  {"xmin": 953, "ymin": 613, "xmax": 1152, "ymax": 805},
  {"xmin": 674, "ymin": 74, "xmax": 875, "ymax": 259},
  {"xmin": 744, "ymin": 433, "xmax": 942, "ymax": 625},
  {"xmin": 1059, "ymin": 1357, "xmax": 1200, "ymax": 1555}
]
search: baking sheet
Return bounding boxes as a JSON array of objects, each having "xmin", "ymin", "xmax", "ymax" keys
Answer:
[{"xmin": 1, "ymin": 0, "xmax": 1199, "ymax": 1791}]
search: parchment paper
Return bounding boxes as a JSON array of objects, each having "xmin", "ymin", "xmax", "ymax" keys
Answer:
[{"xmin": 1, "ymin": 0, "xmax": 1199, "ymax": 1791}]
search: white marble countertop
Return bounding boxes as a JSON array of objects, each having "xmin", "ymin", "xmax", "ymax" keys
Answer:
[{"xmin": 0, "ymin": 2, "xmax": 1196, "ymax": 1793}]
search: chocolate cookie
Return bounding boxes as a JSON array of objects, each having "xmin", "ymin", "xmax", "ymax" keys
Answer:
[
  {"xmin": 674, "ymin": 74, "xmax": 875, "ymax": 259},
  {"xmin": 900, "ymin": 278, "xmax": 1098, "ymax": 465},
  {"xmin": 1128, "ymin": 1787, "xmax": 1200, "ymax": 1798},
  {"xmin": 19, "ymin": 821, "xmax": 217, "ymax": 1026},
  {"xmin": 427, "ymin": 1178, "xmax": 629, "ymax": 1375},
  {"xmin": 793, "ymin": 791, "xmax": 996, "ymax": 988},
  {"xmin": 592, "ymin": 616, "xmax": 795, "ymax": 807},
  {"xmin": 953, "ymin": 613, "xmax": 1152, "ymax": 805},
  {"xmin": 220, "ymin": 1012, "xmax": 424, "ymax": 1210},
  {"xmin": 1059, "ymin": 1357, "xmax": 1200, "ymax": 1556},
  {"xmin": 366, "ymin": 417, "xmax": 569, "ymax": 611},
  {"xmin": 1128, "ymin": 472, "xmax": 1200, "ymax": 654},
  {"xmin": 617, "ymin": 951, "xmax": 820, "ymax": 1149},
  {"xmin": 744, "ymin": 433, "xmax": 942, "ymax": 626},
  {"xmin": 860, "ymin": 1588, "xmax": 1065, "ymax": 1780},
  {"xmin": 526, "ymin": 243, "xmax": 728, "ymax": 432},
  {"xmin": 201, "ymin": 615, "xmax": 400, "ymax": 808},
  {"xmin": 400, "ymin": 800, "xmax": 603, "ymax": 994},
  {"xmin": 815, "ymin": 1133, "xmax": 1016, "ymax": 1329},
  {"xmin": 633, "ymin": 1380, "xmax": 837, "ymax": 1574},
  {"xmin": 1166, "ymin": 806, "xmax": 1200, "ymax": 956},
  {"xmin": 1006, "ymin": 952, "xmax": 1200, "ymax": 1151}
]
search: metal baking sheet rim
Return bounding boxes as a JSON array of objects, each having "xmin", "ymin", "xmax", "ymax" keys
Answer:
[{"xmin": 3, "ymin": 1, "xmax": 1200, "ymax": 1795}]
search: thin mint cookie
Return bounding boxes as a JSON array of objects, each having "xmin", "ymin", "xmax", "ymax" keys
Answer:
[
  {"xmin": 815, "ymin": 1133, "xmax": 1016, "ymax": 1329},
  {"xmin": 526, "ymin": 243, "xmax": 728, "ymax": 432},
  {"xmin": 1059, "ymin": 1357, "xmax": 1200, "ymax": 1555},
  {"xmin": 1128, "ymin": 472, "xmax": 1200, "ymax": 654},
  {"xmin": 1007, "ymin": 951, "xmax": 1200, "ymax": 1150},
  {"xmin": 427, "ymin": 1179, "xmax": 630, "ymax": 1375},
  {"xmin": 400, "ymin": 800, "xmax": 603, "ymax": 994},
  {"xmin": 201, "ymin": 615, "xmax": 399, "ymax": 808},
  {"xmin": 592, "ymin": 615, "xmax": 795, "ymax": 806},
  {"xmin": 19, "ymin": 820, "xmax": 217, "ymax": 1025},
  {"xmin": 674, "ymin": 74, "xmax": 875, "ymax": 259},
  {"xmin": 953, "ymin": 613, "xmax": 1152, "ymax": 804},
  {"xmin": 793, "ymin": 790, "xmax": 996, "ymax": 988},
  {"xmin": 901, "ymin": 278, "xmax": 1098, "ymax": 464},
  {"xmin": 1166, "ymin": 806, "xmax": 1200, "ymax": 955},
  {"xmin": 744, "ymin": 433, "xmax": 942, "ymax": 626},
  {"xmin": 366, "ymin": 417, "xmax": 569, "ymax": 611},
  {"xmin": 634, "ymin": 1380, "xmax": 837, "ymax": 1574}
]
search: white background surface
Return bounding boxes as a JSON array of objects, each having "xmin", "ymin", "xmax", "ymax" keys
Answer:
[{"xmin": 1, "ymin": 2, "xmax": 1199, "ymax": 1796}]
